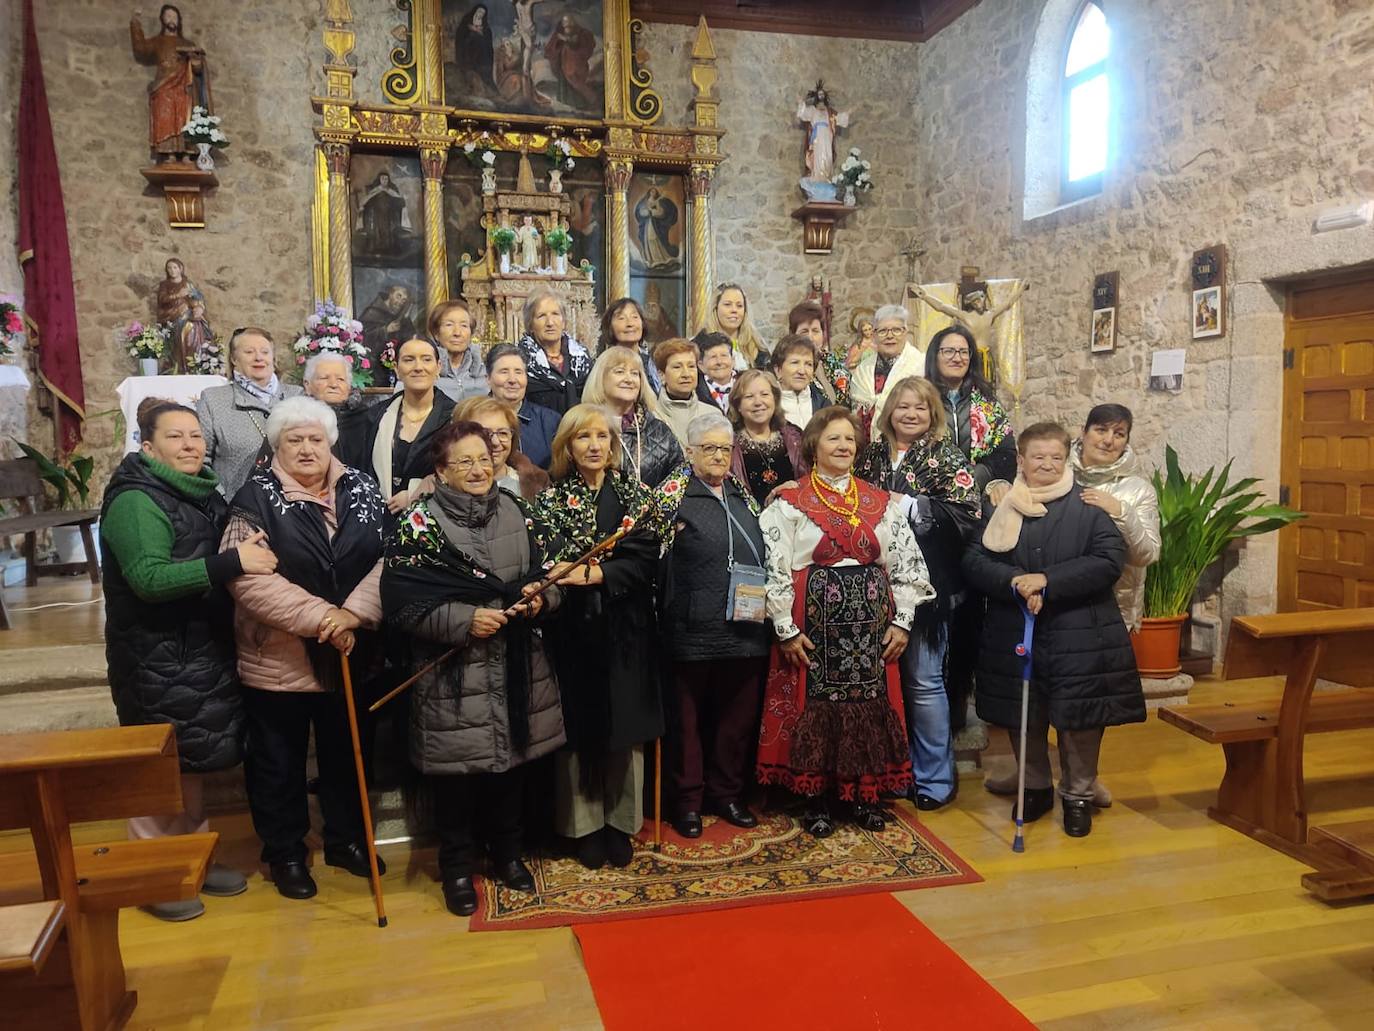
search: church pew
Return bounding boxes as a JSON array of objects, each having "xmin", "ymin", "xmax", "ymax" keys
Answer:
[
  {"xmin": 0, "ymin": 725, "xmax": 217, "ymax": 1030},
  {"xmin": 0, "ymin": 899, "xmax": 65, "ymax": 976},
  {"xmin": 1157, "ymin": 608, "xmax": 1374, "ymax": 867}
]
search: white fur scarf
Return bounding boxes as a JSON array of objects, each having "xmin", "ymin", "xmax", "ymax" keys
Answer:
[{"xmin": 982, "ymin": 467, "xmax": 1074, "ymax": 552}]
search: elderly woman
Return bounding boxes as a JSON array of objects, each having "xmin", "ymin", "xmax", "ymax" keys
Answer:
[
  {"xmin": 855, "ymin": 376, "xmax": 980, "ymax": 810},
  {"xmin": 431, "ymin": 298, "xmax": 488, "ymax": 402},
  {"xmin": 788, "ymin": 301, "xmax": 849, "ymax": 408},
  {"xmin": 600, "ymin": 297, "xmax": 661, "ymax": 394},
  {"xmin": 770, "ymin": 335, "xmax": 832, "ymax": 431},
  {"xmin": 197, "ymin": 327, "xmax": 302, "ymax": 497},
  {"xmin": 757, "ymin": 407, "xmax": 934, "ymax": 836},
  {"xmin": 485, "ymin": 342, "xmax": 561, "ymax": 470},
  {"xmin": 962, "ymin": 422, "xmax": 1144, "ymax": 838},
  {"xmin": 652, "ymin": 338, "xmax": 717, "ymax": 447},
  {"xmin": 653, "ymin": 411, "xmax": 769, "ymax": 837},
  {"xmin": 221, "ymin": 396, "xmax": 387, "ymax": 899},
  {"xmin": 516, "ymin": 287, "xmax": 592, "ymax": 414},
  {"xmin": 698, "ymin": 283, "xmax": 769, "ymax": 371},
  {"xmin": 453, "ymin": 396, "xmax": 551, "ymax": 500},
  {"xmin": 302, "ymin": 352, "xmax": 369, "ymax": 463},
  {"xmin": 728, "ymin": 369, "xmax": 807, "ymax": 507},
  {"xmin": 581, "ymin": 346, "xmax": 683, "ymax": 488},
  {"xmin": 101, "ymin": 399, "xmax": 279, "ymax": 921},
  {"xmin": 382, "ymin": 421, "xmax": 566, "ymax": 917},
  {"xmin": 360, "ymin": 337, "xmax": 456, "ymax": 516},
  {"xmin": 531, "ymin": 404, "xmax": 663, "ymax": 870},
  {"xmin": 849, "ymin": 305, "xmax": 925, "ymax": 428}
]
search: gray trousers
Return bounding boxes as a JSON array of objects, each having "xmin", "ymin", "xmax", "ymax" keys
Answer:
[
  {"xmin": 554, "ymin": 747, "xmax": 643, "ymax": 838},
  {"xmin": 1006, "ymin": 718, "xmax": 1104, "ymax": 803}
]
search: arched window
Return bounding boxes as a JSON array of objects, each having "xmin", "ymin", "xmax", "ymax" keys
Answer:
[{"xmin": 1061, "ymin": 2, "xmax": 1110, "ymax": 202}]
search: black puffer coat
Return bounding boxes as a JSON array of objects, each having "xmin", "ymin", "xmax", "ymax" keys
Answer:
[
  {"xmin": 621, "ymin": 409, "xmax": 684, "ymax": 489},
  {"xmin": 961, "ymin": 487, "xmax": 1145, "ymax": 731},
  {"xmin": 658, "ymin": 476, "xmax": 770, "ymax": 663},
  {"xmin": 101, "ymin": 455, "xmax": 243, "ymax": 772}
]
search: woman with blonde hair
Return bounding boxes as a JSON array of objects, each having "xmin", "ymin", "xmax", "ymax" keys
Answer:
[
  {"xmin": 698, "ymin": 283, "xmax": 769, "ymax": 371},
  {"xmin": 531, "ymin": 404, "xmax": 663, "ymax": 870},
  {"xmin": 581, "ymin": 346, "xmax": 682, "ymax": 488},
  {"xmin": 452, "ymin": 396, "xmax": 551, "ymax": 501}
]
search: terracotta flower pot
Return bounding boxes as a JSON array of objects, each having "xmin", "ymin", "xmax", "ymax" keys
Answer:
[{"xmin": 1131, "ymin": 614, "xmax": 1187, "ymax": 678}]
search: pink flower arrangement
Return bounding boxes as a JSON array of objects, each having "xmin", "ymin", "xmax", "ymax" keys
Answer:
[
  {"xmin": 292, "ymin": 299, "xmax": 370, "ymax": 389},
  {"xmin": 0, "ymin": 297, "xmax": 23, "ymax": 357}
]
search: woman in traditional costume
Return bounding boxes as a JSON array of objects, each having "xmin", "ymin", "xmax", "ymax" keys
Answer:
[
  {"xmin": 530, "ymin": 405, "xmax": 664, "ymax": 870},
  {"xmin": 757, "ymin": 406, "xmax": 933, "ymax": 837},
  {"xmin": 382, "ymin": 420, "xmax": 565, "ymax": 916},
  {"xmin": 855, "ymin": 376, "xmax": 980, "ymax": 810}
]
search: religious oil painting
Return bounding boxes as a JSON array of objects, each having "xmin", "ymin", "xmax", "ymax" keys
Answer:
[
  {"xmin": 353, "ymin": 266, "xmax": 425, "ymax": 386},
  {"xmin": 629, "ymin": 276, "xmax": 686, "ymax": 341},
  {"xmin": 1090, "ymin": 306, "xmax": 1116, "ymax": 353},
  {"xmin": 1192, "ymin": 285, "xmax": 1222, "ymax": 339},
  {"xmin": 351, "ymin": 154, "xmax": 425, "ymax": 269},
  {"xmin": 441, "ymin": 1, "xmax": 606, "ymax": 119},
  {"xmin": 628, "ymin": 172, "xmax": 685, "ymax": 276}
]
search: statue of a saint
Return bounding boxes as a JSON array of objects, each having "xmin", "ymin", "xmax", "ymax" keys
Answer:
[
  {"xmin": 797, "ymin": 81, "xmax": 850, "ymax": 183},
  {"xmin": 131, "ymin": 6, "xmax": 212, "ymax": 163},
  {"xmin": 156, "ymin": 257, "xmax": 203, "ymax": 347},
  {"xmin": 908, "ymin": 279, "xmax": 1031, "ymax": 361},
  {"xmin": 805, "ymin": 274, "xmax": 833, "ymax": 342},
  {"xmin": 515, "ymin": 215, "xmax": 542, "ymax": 270},
  {"xmin": 177, "ymin": 298, "xmax": 213, "ymax": 374}
]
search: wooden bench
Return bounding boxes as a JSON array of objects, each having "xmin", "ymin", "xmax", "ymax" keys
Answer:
[
  {"xmin": 0, "ymin": 725, "xmax": 217, "ymax": 1030},
  {"xmin": 0, "ymin": 458, "xmax": 101, "ymax": 631},
  {"xmin": 1158, "ymin": 608, "xmax": 1374, "ymax": 868}
]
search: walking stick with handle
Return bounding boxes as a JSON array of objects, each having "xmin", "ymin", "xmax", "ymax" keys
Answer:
[
  {"xmin": 340, "ymin": 652, "xmax": 388, "ymax": 927},
  {"xmin": 1012, "ymin": 591, "xmax": 1036, "ymax": 854}
]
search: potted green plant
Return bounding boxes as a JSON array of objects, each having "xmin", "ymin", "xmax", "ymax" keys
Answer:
[
  {"xmin": 1137, "ymin": 445, "xmax": 1304, "ymax": 676},
  {"xmin": 490, "ymin": 226, "xmax": 517, "ymax": 274},
  {"xmin": 10, "ymin": 439, "xmax": 98, "ymax": 565},
  {"xmin": 545, "ymin": 225, "xmax": 573, "ymax": 276}
]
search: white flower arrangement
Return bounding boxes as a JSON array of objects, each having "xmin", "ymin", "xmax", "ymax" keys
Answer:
[
  {"xmin": 186, "ymin": 334, "xmax": 226, "ymax": 376},
  {"xmin": 462, "ymin": 133, "xmax": 497, "ymax": 168},
  {"xmin": 546, "ymin": 137, "xmax": 575, "ymax": 172},
  {"xmin": 181, "ymin": 106, "xmax": 229, "ymax": 148},
  {"xmin": 833, "ymin": 146, "xmax": 874, "ymax": 193}
]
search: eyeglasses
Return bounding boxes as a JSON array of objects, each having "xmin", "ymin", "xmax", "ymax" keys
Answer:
[
  {"xmin": 876, "ymin": 327, "xmax": 905, "ymax": 338},
  {"xmin": 937, "ymin": 348, "xmax": 971, "ymax": 360},
  {"xmin": 691, "ymin": 444, "xmax": 732, "ymax": 457},
  {"xmin": 486, "ymin": 429, "xmax": 513, "ymax": 441},
  {"xmin": 445, "ymin": 457, "xmax": 494, "ymax": 472}
]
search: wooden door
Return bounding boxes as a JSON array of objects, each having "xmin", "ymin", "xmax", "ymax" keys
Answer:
[{"xmin": 1279, "ymin": 272, "xmax": 1374, "ymax": 610}]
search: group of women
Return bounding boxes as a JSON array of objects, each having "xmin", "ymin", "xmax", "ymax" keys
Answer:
[{"xmin": 103, "ymin": 281, "xmax": 1153, "ymax": 924}]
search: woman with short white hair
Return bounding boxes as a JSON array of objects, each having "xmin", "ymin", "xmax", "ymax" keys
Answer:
[
  {"xmin": 220, "ymin": 394, "xmax": 388, "ymax": 902},
  {"xmin": 517, "ymin": 286, "xmax": 592, "ymax": 414},
  {"xmin": 848, "ymin": 305, "xmax": 924, "ymax": 425},
  {"xmin": 302, "ymin": 352, "xmax": 370, "ymax": 463},
  {"xmin": 581, "ymin": 346, "xmax": 683, "ymax": 488}
]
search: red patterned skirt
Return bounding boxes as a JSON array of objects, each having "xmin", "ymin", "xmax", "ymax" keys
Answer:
[{"xmin": 756, "ymin": 563, "xmax": 912, "ymax": 803}]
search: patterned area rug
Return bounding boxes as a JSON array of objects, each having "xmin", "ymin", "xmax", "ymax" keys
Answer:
[{"xmin": 468, "ymin": 802, "xmax": 979, "ymax": 931}]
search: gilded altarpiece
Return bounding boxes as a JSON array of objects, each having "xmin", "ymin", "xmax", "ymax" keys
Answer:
[{"xmin": 312, "ymin": 1, "xmax": 725, "ymax": 349}]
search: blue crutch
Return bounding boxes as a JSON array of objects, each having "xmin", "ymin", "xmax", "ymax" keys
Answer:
[{"xmin": 1011, "ymin": 592, "xmax": 1036, "ymax": 854}]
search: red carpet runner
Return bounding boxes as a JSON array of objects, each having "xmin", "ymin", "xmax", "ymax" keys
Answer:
[{"xmin": 574, "ymin": 893, "xmax": 1034, "ymax": 1030}]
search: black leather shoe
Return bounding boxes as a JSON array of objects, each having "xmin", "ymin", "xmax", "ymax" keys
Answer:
[
  {"xmin": 270, "ymin": 861, "xmax": 317, "ymax": 900},
  {"xmin": 493, "ymin": 858, "xmax": 535, "ymax": 893},
  {"xmin": 673, "ymin": 811, "xmax": 703, "ymax": 838},
  {"xmin": 575, "ymin": 830, "xmax": 606, "ymax": 870},
  {"xmin": 604, "ymin": 827, "xmax": 634, "ymax": 868},
  {"xmin": 1063, "ymin": 799, "xmax": 1093, "ymax": 837},
  {"xmin": 803, "ymin": 805, "xmax": 835, "ymax": 838},
  {"xmin": 852, "ymin": 803, "xmax": 886, "ymax": 832},
  {"xmin": 1011, "ymin": 787, "xmax": 1056, "ymax": 824},
  {"xmin": 324, "ymin": 843, "xmax": 387, "ymax": 878},
  {"xmin": 916, "ymin": 793, "xmax": 949, "ymax": 811},
  {"xmin": 442, "ymin": 876, "xmax": 478, "ymax": 916},
  {"xmin": 708, "ymin": 800, "xmax": 758, "ymax": 829}
]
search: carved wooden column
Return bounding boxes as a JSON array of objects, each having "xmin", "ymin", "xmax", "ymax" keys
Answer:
[
  {"xmin": 606, "ymin": 159, "xmax": 633, "ymax": 303},
  {"xmin": 687, "ymin": 164, "xmax": 715, "ymax": 335},
  {"xmin": 324, "ymin": 143, "xmax": 354, "ymax": 314},
  {"xmin": 421, "ymin": 146, "xmax": 450, "ymax": 312}
]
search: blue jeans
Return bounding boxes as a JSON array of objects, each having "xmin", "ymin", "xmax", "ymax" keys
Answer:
[{"xmin": 899, "ymin": 625, "xmax": 955, "ymax": 801}]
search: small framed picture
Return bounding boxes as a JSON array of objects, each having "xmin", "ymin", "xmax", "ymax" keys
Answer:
[
  {"xmin": 1192, "ymin": 286, "xmax": 1222, "ymax": 339},
  {"xmin": 1091, "ymin": 306, "xmax": 1117, "ymax": 353}
]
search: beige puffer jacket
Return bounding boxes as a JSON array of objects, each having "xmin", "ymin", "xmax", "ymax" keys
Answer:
[{"xmin": 1070, "ymin": 441, "xmax": 1160, "ymax": 631}]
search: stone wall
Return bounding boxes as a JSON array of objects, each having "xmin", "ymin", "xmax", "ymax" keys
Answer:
[
  {"xmin": 913, "ymin": 0, "xmax": 1374, "ymax": 629},
  {"xmin": 0, "ymin": 0, "xmax": 28, "ymax": 451}
]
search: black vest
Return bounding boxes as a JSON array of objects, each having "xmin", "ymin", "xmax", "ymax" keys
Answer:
[{"xmin": 100, "ymin": 454, "xmax": 243, "ymax": 772}]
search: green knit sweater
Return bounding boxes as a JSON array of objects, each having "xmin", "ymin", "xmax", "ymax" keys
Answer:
[{"xmin": 101, "ymin": 454, "xmax": 242, "ymax": 604}]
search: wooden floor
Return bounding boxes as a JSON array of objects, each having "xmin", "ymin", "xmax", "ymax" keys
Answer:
[{"xmin": 5, "ymin": 581, "xmax": 1374, "ymax": 1028}]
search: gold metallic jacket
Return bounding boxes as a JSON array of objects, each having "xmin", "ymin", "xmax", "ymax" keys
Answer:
[{"xmin": 1070, "ymin": 441, "xmax": 1161, "ymax": 632}]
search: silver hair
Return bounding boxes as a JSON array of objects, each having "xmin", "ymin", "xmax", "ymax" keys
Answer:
[
  {"xmin": 302, "ymin": 351, "xmax": 351, "ymax": 383},
  {"xmin": 265, "ymin": 395, "xmax": 339, "ymax": 449},
  {"xmin": 686, "ymin": 410, "xmax": 734, "ymax": 445},
  {"xmin": 522, "ymin": 286, "xmax": 568, "ymax": 335},
  {"xmin": 874, "ymin": 303, "xmax": 908, "ymax": 326}
]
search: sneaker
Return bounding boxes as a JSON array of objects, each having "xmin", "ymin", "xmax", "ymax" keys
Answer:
[
  {"xmin": 143, "ymin": 898, "xmax": 205, "ymax": 922},
  {"xmin": 202, "ymin": 863, "xmax": 248, "ymax": 897}
]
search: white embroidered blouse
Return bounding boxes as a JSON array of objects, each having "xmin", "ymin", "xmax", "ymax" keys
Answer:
[{"xmin": 758, "ymin": 472, "xmax": 934, "ymax": 642}]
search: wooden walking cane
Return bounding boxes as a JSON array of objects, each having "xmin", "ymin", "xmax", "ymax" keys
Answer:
[
  {"xmin": 653, "ymin": 739, "xmax": 662, "ymax": 853},
  {"xmin": 340, "ymin": 652, "xmax": 388, "ymax": 927}
]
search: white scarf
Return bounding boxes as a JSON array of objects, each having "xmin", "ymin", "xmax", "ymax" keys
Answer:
[
  {"xmin": 371, "ymin": 394, "xmax": 427, "ymax": 499},
  {"xmin": 982, "ymin": 467, "xmax": 1074, "ymax": 552}
]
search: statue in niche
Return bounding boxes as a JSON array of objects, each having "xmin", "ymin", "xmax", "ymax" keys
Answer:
[
  {"xmin": 130, "ymin": 5, "xmax": 212, "ymax": 163},
  {"xmin": 797, "ymin": 81, "xmax": 849, "ymax": 200},
  {"xmin": 805, "ymin": 273, "xmax": 833, "ymax": 342},
  {"xmin": 515, "ymin": 214, "xmax": 542, "ymax": 270},
  {"xmin": 156, "ymin": 257, "xmax": 203, "ymax": 349},
  {"xmin": 908, "ymin": 279, "xmax": 1032, "ymax": 362}
]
